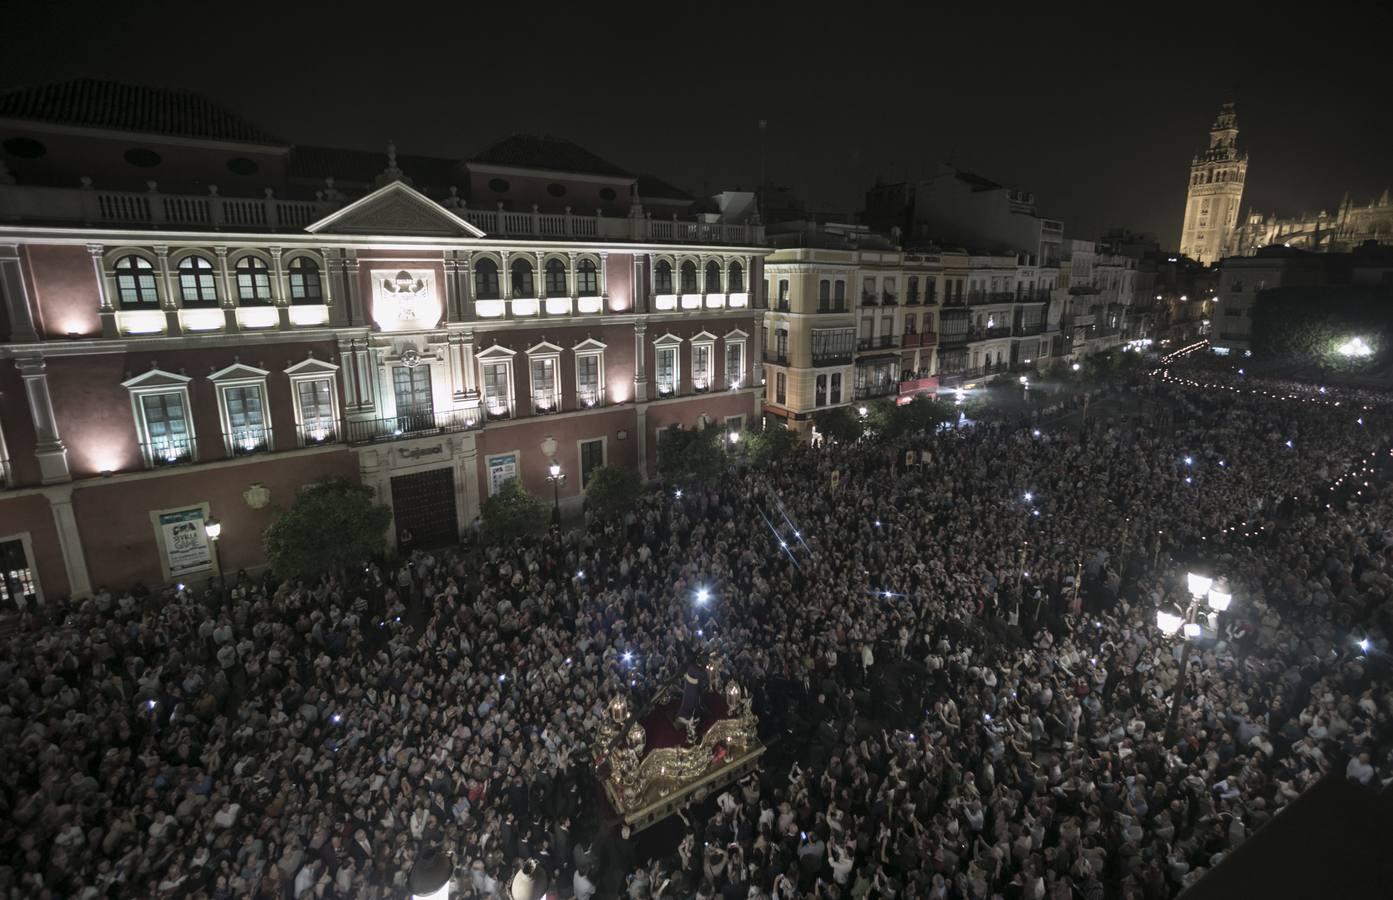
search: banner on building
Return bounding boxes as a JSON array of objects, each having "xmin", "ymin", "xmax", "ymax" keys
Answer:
[
  {"xmin": 487, "ymin": 453, "xmax": 518, "ymax": 496},
  {"xmin": 156, "ymin": 507, "xmax": 213, "ymax": 579}
]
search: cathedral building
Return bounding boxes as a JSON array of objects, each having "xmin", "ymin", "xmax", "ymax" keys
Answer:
[
  {"xmin": 1178, "ymin": 103, "xmax": 1247, "ymax": 266},
  {"xmin": 0, "ymin": 79, "xmax": 766, "ymax": 603}
]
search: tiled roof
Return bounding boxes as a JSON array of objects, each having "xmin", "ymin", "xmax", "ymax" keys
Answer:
[
  {"xmin": 0, "ymin": 78, "xmax": 286, "ymax": 146},
  {"xmin": 955, "ymin": 169, "xmax": 1003, "ymax": 191},
  {"xmin": 287, "ymin": 145, "xmax": 461, "ymax": 189},
  {"xmin": 637, "ymin": 174, "xmax": 693, "ymax": 202},
  {"xmin": 469, "ymin": 134, "xmax": 633, "ymax": 178}
]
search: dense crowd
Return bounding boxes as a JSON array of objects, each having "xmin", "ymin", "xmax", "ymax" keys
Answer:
[{"xmin": 1, "ymin": 360, "xmax": 1390, "ymax": 899}]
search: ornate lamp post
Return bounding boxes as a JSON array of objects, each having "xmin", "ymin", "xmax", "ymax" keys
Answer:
[
  {"xmin": 203, "ymin": 516, "xmax": 226, "ymax": 597},
  {"xmin": 1157, "ymin": 571, "xmax": 1233, "ymax": 744},
  {"xmin": 546, "ymin": 461, "xmax": 565, "ymax": 527}
]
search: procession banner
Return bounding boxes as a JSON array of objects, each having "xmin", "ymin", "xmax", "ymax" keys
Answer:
[{"xmin": 157, "ymin": 507, "xmax": 213, "ymax": 578}]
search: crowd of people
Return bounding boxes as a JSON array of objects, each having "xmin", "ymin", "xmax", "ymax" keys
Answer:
[{"xmin": 1, "ymin": 356, "xmax": 1390, "ymax": 899}]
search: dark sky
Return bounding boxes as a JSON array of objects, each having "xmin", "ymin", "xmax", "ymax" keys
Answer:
[{"xmin": 5, "ymin": 2, "xmax": 1390, "ymax": 247}]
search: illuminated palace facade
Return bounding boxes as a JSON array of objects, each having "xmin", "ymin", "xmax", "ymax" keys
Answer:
[{"xmin": 0, "ymin": 80, "xmax": 766, "ymax": 601}]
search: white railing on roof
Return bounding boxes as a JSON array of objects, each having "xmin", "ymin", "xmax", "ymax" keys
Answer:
[{"xmin": 0, "ymin": 184, "xmax": 766, "ymax": 244}]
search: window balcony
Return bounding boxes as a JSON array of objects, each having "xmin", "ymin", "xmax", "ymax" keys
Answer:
[
  {"xmin": 881, "ymin": 291, "xmax": 898, "ymax": 306},
  {"xmin": 483, "ymin": 398, "xmax": 513, "ymax": 420},
  {"xmin": 532, "ymin": 391, "xmax": 561, "ymax": 415},
  {"xmin": 298, "ymin": 421, "xmax": 339, "ymax": 446},
  {"xmin": 811, "ymin": 352, "xmax": 854, "ymax": 367},
  {"xmin": 142, "ymin": 436, "xmax": 197, "ymax": 468},
  {"xmin": 655, "ymin": 378, "xmax": 677, "ymax": 398},
  {"xmin": 762, "ymin": 350, "xmax": 789, "ymax": 365},
  {"xmin": 226, "ymin": 428, "xmax": 272, "ymax": 457},
  {"xmin": 692, "ymin": 375, "xmax": 712, "ymax": 393},
  {"xmin": 853, "ymin": 381, "xmax": 898, "ymax": 400},
  {"xmin": 342, "ymin": 408, "xmax": 482, "ymax": 445},
  {"xmin": 816, "ymin": 303, "xmax": 850, "ymax": 314},
  {"xmin": 577, "ymin": 389, "xmax": 605, "ymax": 410},
  {"xmin": 860, "ymin": 291, "xmax": 878, "ymax": 307},
  {"xmin": 1014, "ymin": 322, "xmax": 1046, "ymax": 336},
  {"xmin": 901, "ymin": 332, "xmax": 939, "ymax": 347},
  {"xmin": 857, "ymin": 335, "xmax": 901, "ymax": 351}
]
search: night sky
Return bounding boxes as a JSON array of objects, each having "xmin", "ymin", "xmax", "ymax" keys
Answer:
[{"xmin": 6, "ymin": 3, "xmax": 1390, "ymax": 247}]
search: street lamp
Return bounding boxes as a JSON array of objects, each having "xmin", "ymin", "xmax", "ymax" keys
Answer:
[
  {"xmin": 204, "ymin": 516, "xmax": 226, "ymax": 597},
  {"xmin": 545, "ymin": 461, "xmax": 565, "ymax": 527},
  {"xmin": 1160, "ymin": 571, "xmax": 1235, "ymax": 743}
]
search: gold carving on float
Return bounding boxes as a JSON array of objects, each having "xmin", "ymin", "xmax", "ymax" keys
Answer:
[{"xmin": 600, "ymin": 672, "xmax": 761, "ymax": 820}]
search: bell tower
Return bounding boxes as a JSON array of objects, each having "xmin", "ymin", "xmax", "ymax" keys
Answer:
[{"xmin": 1179, "ymin": 102, "xmax": 1248, "ymax": 265}]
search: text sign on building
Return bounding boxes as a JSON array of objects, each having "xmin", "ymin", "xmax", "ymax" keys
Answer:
[
  {"xmin": 487, "ymin": 453, "xmax": 518, "ymax": 496},
  {"xmin": 371, "ymin": 268, "xmax": 441, "ymax": 332},
  {"xmin": 155, "ymin": 507, "xmax": 213, "ymax": 579}
]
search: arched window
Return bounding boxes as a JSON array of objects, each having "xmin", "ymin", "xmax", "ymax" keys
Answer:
[
  {"xmin": 705, "ymin": 260, "xmax": 722, "ymax": 293},
  {"xmin": 655, "ymin": 260, "xmax": 673, "ymax": 294},
  {"xmin": 729, "ymin": 261, "xmax": 744, "ymax": 293},
  {"xmin": 474, "ymin": 258, "xmax": 500, "ymax": 300},
  {"xmin": 511, "ymin": 258, "xmax": 535, "ymax": 298},
  {"xmin": 176, "ymin": 255, "xmax": 218, "ymax": 307},
  {"xmin": 818, "ymin": 279, "xmax": 831, "ymax": 306},
  {"xmin": 287, "ymin": 256, "xmax": 323, "ymax": 304},
  {"xmin": 545, "ymin": 258, "xmax": 568, "ymax": 296},
  {"xmin": 234, "ymin": 257, "xmax": 273, "ymax": 305},
  {"xmin": 680, "ymin": 261, "xmax": 698, "ymax": 293},
  {"xmin": 577, "ymin": 259, "xmax": 599, "ymax": 296},
  {"xmin": 114, "ymin": 255, "xmax": 159, "ymax": 308}
]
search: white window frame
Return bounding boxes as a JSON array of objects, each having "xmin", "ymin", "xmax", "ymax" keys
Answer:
[
  {"xmin": 690, "ymin": 331, "xmax": 717, "ymax": 393},
  {"xmin": 526, "ymin": 341, "xmax": 564, "ymax": 414},
  {"xmin": 122, "ymin": 368, "xmax": 197, "ymax": 468},
  {"xmin": 577, "ymin": 436, "xmax": 607, "ymax": 489},
  {"xmin": 723, "ymin": 329, "xmax": 748, "ymax": 390},
  {"xmin": 652, "ymin": 332, "xmax": 682, "ymax": 398},
  {"xmin": 725, "ymin": 415, "xmax": 744, "ymax": 434},
  {"xmin": 285, "ymin": 358, "xmax": 341, "ymax": 446},
  {"xmin": 208, "ymin": 363, "xmax": 273, "ymax": 455},
  {"xmin": 573, "ymin": 338, "xmax": 607, "ymax": 408},
  {"xmin": 476, "ymin": 344, "xmax": 517, "ymax": 419}
]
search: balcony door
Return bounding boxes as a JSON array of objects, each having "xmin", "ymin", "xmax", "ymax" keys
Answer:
[{"xmin": 392, "ymin": 365, "xmax": 434, "ymax": 434}]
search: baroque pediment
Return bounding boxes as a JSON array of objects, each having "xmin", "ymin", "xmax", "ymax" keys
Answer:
[{"xmin": 306, "ymin": 182, "xmax": 485, "ymax": 238}]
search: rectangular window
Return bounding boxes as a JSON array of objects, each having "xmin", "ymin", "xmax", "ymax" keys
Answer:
[
  {"xmin": 394, "ymin": 365, "xmax": 435, "ymax": 430},
  {"xmin": 775, "ymin": 372, "xmax": 786, "ymax": 405},
  {"xmin": 830, "ymin": 373, "xmax": 842, "ymax": 404},
  {"xmin": 815, "ymin": 374, "xmax": 827, "ymax": 407},
  {"xmin": 725, "ymin": 342, "xmax": 743, "ymax": 388},
  {"xmin": 577, "ymin": 354, "xmax": 601, "ymax": 407},
  {"xmin": 818, "ymin": 280, "xmax": 831, "ymax": 309},
  {"xmin": 481, "ymin": 362, "xmax": 510, "ymax": 417},
  {"xmin": 531, "ymin": 357, "xmax": 558, "ymax": 412},
  {"xmin": 296, "ymin": 378, "xmax": 335, "ymax": 444},
  {"xmin": 834, "ymin": 280, "xmax": 847, "ymax": 308},
  {"xmin": 0, "ymin": 539, "xmax": 39, "ymax": 608},
  {"xmin": 223, "ymin": 384, "xmax": 268, "ymax": 455},
  {"xmin": 692, "ymin": 344, "xmax": 711, "ymax": 391},
  {"xmin": 775, "ymin": 329, "xmax": 789, "ymax": 358},
  {"xmin": 725, "ymin": 415, "xmax": 744, "ymax": 434},
  {"xmin": 656, "ymin": 346, "xmax": 677, "ymax": 396},
  {"xmin": 579, "ymin": 438, "xmax": 605, "ymax": 489},
  {"xmin": 141, "ymin": 392, "xmax": 193, "ymax": 465}
]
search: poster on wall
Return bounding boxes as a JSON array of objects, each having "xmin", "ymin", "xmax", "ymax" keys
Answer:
[
  {"xmin": 157, "ymin": 507, "xmax": 213, "ymax": 578},
  {"xmin": 487, "ymin": 453, "xmax": 518, "ymax": 496}
]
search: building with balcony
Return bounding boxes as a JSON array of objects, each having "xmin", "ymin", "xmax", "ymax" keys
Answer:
[
  {"xmin": 1054, "ymin": 240, "xmax": 1136, "ymax": 358},
  {"xmin": 0, "ymin": 80, "xmax": 767, "ymax": 601}
]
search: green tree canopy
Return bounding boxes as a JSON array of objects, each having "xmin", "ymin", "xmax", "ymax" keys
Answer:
[
  {"xmin": 480, "ymin": 477, "xmax": 549, "ymax": 542},
  {"xmin": 1250, "ymin": 285, "xmax": 1392, "ymax": 368},
  {"xmin": 744, "ymin": 422, "xmax": 800, "ymax": 467},
  {"xmin": 263, "ymin": 478, "xmax": 392, "ymax": 578},
  {"xmin": 584, "ymin": 464, "xmax": 642, "ymax": 519},
  {"xmin": 656, "ymin": 425, "xmax": 725, "ymax": 484},
  {"xmin": 812, "ymin": 406, "xmax": 863, "ymax": 444},
  {"xmin": 875, "ymin": 394, "xmax": 951, "ymax": 441}
]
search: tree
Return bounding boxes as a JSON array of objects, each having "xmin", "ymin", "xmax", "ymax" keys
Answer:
[
  {"xmin": 656, "ymin": 425, "xmax": 725, "ymax": 484},
  {"xmin": 263, "ymin": 478, "xmax": 392, "ymax": 578},
  {"xmin": 745, "ymin": 422, "xmax": 801, "ymax": 467},
  {"xmin": 812, "ymin": 406, "xmax": 863, "ymax": 444},
  {"xmin": 480, "ymin": 477, "xmax": 549, "ymax": 542},
  {"xmin": 585, "ymin": 465, "xmax": 642, "ymax": 519},
  {"xmin": 891, "ymin": 394, "xmax": 951, "ymax": 438}
]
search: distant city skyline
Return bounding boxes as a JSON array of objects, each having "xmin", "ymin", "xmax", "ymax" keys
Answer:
[{"xmin": 2, "ymin": 4, "xmax": 1388, "ymax": 247}]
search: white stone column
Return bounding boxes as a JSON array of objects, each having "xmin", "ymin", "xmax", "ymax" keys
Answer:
[
  {"xmin": 338, "ymin": 339, "xmax": 359, "ymax": 408},
  {"xmin": 49, "ymin": 487, "xmax": 92, "ymax": 598},
  {"xmin": 457, "ymin": 431, "xmax": 481, "ymax": 529},
  {"xmin": 635, "ymin": 405, "xmax": 649, "ymax": 480},
  {"xmin": 270, "ymin": 246, "xmax": 290, "ymax": 329},
  {"xmin": 633, "ymin": 323, "xmax": 648, "ymax": 403},
  {"xmin": 154, "ymin": 245, "xmax": 181, "ymax": 335},
  {"xmin": 355, "ymin": 343, "xmax": 377, "ymax": 415},
  {"xmin": 442, "ymin": 254, "xmax": 459, "ymax": 322},
  {"xmin": 457, "ymin": 251, "xmax": 474, "ymax": 322},
  {"xmin": 567, "ymin": 251, "xmax": 578, "ymax": 299},
  {"xmin": 0, "ymin": 245, "xmax": 39, "ymax": 342},
  {"xmin": 535, "ymin": 251, "xmax": 546, "ymax": 300},
  {"xmin": 89, "ymin": 244, "xmax": 118, "ymax": 339},
  {"xmin": 499, "ymin": 250, "xmax": 512, "ymax": 317},
  {"xmin": 448, "ymin": 331, "xmax": 468, "ymax": 401},
  {"xmin": 325, "ymin": 249, "xmax": 348, "ymax": 326},
  {"xmin": 215, "ymin": 246, "xmax": 237, "ymax": 331},
  {"xmin": 16, "ymin": 355, "xmax": 70, "ymax": 484},
  {"xmin": 599, "ymin": 250, "xmax": 610, "ymax": 303},
  {"xmin": 344, "ymin": 254, "xmax": 362, "ymax": 325}
]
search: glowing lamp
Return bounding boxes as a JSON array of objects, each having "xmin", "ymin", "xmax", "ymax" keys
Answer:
[
  {"xmin": 548, "ymin": 461, "xmax": 561, "ymax": 478},
  {"xmin": 1156, "ymin": 610, "xmax": 1182, "ymax": 635},
  {"xmin": 1186, "ymin": 572, "xmax": 1213, "ymax": 598},
  {"xmin": 696, "ymin": 588, "xmax": 710, "ymax": 605},
  {"xmin": 1182, "ymin": 622, "xmax": 1202, "ymax": 638},
  {"xmin": 203, "ymin": 516, "xmax": 221, "ymax": 541},
  {"xmin": 857, "ymin": 406, "xmax": 868, "ymax": 417},
  {"xmin": 1207, "ymin": 578, "xmax": 1232, "ymax": 612},
  {"xmin": 728, "ymin": 431, "xmax": 739, "ymax": 444},
  {"xmin": 1071, "ymin": 363, "xmax": 1081, "ymax": 371}
]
